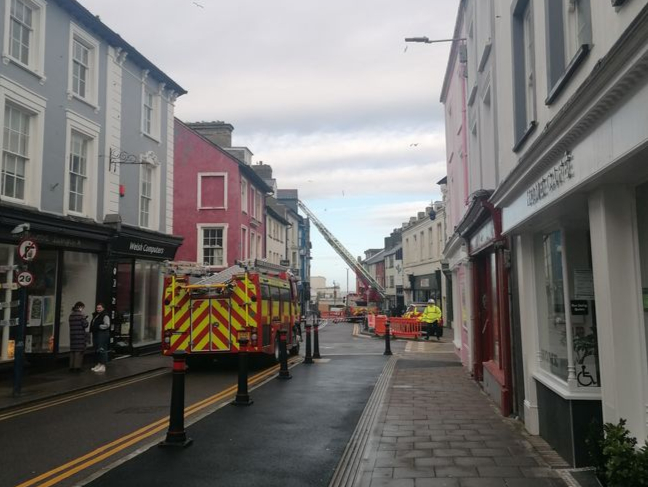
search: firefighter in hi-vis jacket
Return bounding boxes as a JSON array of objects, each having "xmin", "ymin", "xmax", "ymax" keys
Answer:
[{"xmin": 419, "ymin": 299, "xmax": 443, "ymax": 341}]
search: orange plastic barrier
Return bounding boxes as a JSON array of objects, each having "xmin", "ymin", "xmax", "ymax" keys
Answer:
[
  {"xmin": 389, "ymin": 318, "xmax": 424, "ymax": 339},
  {"xmin": 321, "ymin": 310, "xmax": 345, "ymax": 322},
  {"xmin": 371, "ymin": 316, "xmax": 424, "ymax": 339}
]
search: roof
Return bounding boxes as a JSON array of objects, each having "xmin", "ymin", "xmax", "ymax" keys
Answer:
[
  {"xmin": 265, "ymin": 198, "xmax": 291, "ymax": 226},
  {"xmin": 175, "ymin": 119, "xmax": 272, "ymax": 193},
  {"xmin": 58, "ymin": 0, "xmax": 186, "ymax": 95},
  {"xmin": 365, "ymin": 249, "xmax": 387, "ymax": 265}
]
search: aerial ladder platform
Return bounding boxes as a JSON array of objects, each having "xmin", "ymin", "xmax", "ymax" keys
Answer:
[{"xmin": 297, "ymin": 200, "xmax": 386, "ymax": 299}]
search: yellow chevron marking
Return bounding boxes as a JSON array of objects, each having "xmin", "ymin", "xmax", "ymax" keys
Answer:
[{"xmin": 170, "ymin": 333, "xmax": 189, "ymax": 350}]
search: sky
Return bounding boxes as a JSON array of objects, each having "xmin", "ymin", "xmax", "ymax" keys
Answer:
[{"xmin": 81, "ymin": 0, "xmax": 460, "ymax": 292}]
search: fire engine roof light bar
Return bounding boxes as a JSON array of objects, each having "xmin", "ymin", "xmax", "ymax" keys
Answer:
[{"xmin": 404, "ymin": 36, "xmax": 466, "ymax": 44}]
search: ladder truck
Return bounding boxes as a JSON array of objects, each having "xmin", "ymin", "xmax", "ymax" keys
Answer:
[{"xmin": 297, "ymin": 200, "xmax": 386, "ymax": 317}]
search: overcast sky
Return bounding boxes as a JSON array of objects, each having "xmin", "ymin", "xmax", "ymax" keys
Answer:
[{"xmin": 81, "ymin": 0, "xmax": 460, "ymax": 292}]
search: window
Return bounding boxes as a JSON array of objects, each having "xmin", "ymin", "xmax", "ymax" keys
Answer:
[
  {"xmin": 255, "ymin": 191, "xmax": 262, "ymax": 220},
  {"xmin": 68, "ymin": 132, "xmax": 88, "ymax": 214},
  {"xmin": 0, "ymin": 77, "xmax": 45, "ymax": 206},
  {"xmin": 512, "ymin": 0, "xmax": 537, "ymax": 151},
  {"xmin": 9, "ymin": 0, "xmax": 31, "ymax": 65},
  {"xmin": 198, "ymin": 173, "xmax": 227, "ymax": 209},
  {"xmin": 2, "ymin": 104, "xmax": 30, "ymax": 200},
  {"xmin": 64, "ymin": 111, "xmax": 99, "ymax": 217},
  {"xmin": 389, "ymin": 276, "xmax": 395, "ymax": 288},
  {"xmin": 143, "ymin": 90, "xmax": 153, "ymax": 135},
  {"xmin": 544, "ymin": 0, "xmax": 592, "ymax": 104},
  {"xmin": 241, "ymin": 227, "xmax": 248, "ymax": 260},
  {"xmin": 67, "ymin": 25, "xmax": 99, "ymax": 106},
  {"xmin": 140, "ymin": 165, "xmax": 152, "ymax": 228},
  {"xmin": 141, "ymin": 82, "xmax": 160, "ymax": 140},
  {"xmin": 241, "ymin": 179, "xmax": 248, "ymax": 213},
  {"xmin": 198, "ymin": 226, "xmax": 226, "ymax": 267},
  {"xmin": 72, "ymin": 40, "xmax": 89, "ymax": 98},
  {"xmin": 3, "ymin": 0, "xmax": 46, "ymax": 78}
]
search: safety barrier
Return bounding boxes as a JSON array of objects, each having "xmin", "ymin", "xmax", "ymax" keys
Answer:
[
  {"xmin": 372, "ymin": 315, "xmax": 425, "ymax": 339},
  {"xmin": 320, "ymin": 310, "xmax": 346, "ymax": 322}
]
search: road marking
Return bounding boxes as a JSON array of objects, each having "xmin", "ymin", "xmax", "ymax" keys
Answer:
[
  {"xmin": 0, "ymin": 369, "xmax": 170, "ymax": 422},
  {"xmin": 14, "ymin": 358, "xmax": 301, "ymax": 487}
]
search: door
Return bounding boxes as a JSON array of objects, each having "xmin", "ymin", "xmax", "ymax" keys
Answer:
[{"xmin": 190, "ymin": 298, "xmax": 232, "ymax": 352}]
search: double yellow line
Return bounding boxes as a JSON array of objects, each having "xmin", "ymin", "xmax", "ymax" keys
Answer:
[{"xmin": 15, "ymin": 360, "xmax": 298, "ymax": 487}]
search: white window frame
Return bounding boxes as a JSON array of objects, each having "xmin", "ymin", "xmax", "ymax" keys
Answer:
[
  {"xmin": 241, "ymin": 178, "xmax": 248, "ymax": 213},
  {"xmin": 139, "ymin": 165, "xmax": 153, "ymax": 228},
  {"xmin": 64, "ymin": 110, "xmax": 100, "ymax": 219},
  {"xmin": 197, "ymin": 224, "xmax": 228, "ymax": 268},
  {"xmin": 67, "ymin": 23, "xmax": 100, "ymax": 109},
  {"xmin": 138, "ymin": 151, "xmax": 160, "ymax": 230},
  {"xmin": 250, "ymin": 230, "xmax": 256, "ymax": 260},
  {"xmin": 2, "ymin": 0, "xmax": 47, "ymax": 82},
  {"xmin": 141, "ymin": 79, "xmax": 161, "ymax": 141},
  {"xmin": 197, "ymin": 172, "xmax": 228, "ymax": 210},
  {"xmin": 0, "ymin": 75, "xmax": 45, "ymax": 208},
  {"xmin": 241, "ymin": 225, "xmax": 249, "ymax": 260}
]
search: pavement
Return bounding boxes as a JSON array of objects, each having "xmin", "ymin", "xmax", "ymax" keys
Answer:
[{"xmin": 0, "ymin": 330, "xmax": 596, "ymax": 487}]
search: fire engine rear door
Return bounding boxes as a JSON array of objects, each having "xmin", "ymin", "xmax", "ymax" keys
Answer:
[{"xmin": 190, "ymin": 298, "xmax": 232, "ymax": 352}]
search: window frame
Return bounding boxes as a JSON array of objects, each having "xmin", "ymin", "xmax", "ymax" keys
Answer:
[
  {"xmin": 67, "ymin": 23, "xmax": 100, "ymax": 109},
  {"xmin": 140, "ymin": 79, "xmax": 161, "ymax": 141},
  {"xmin": 63, "ymin": 110, "xmax": 100, "ymax": 218},
  {"xmin": 197, "ymin": 224, "xmax": 228, "ymax": 268},
  {"xmin": 511, "ymin": 0, "xmax": 538, "ymax": 152},
  {"xmin": 0, "ymin": 76, "xmax": 45, "ymax": 207},
  {"xmin": 544, "ymin": 0, "xmax": 592, "ymax": 105},
  {"xmin": 197, "ymin": 172, "xmax": 228, "ymax": 210},
  {"xmin": 241, "ymin": 225, "xmax": 249, "ymax": 261},
  {"xmin": 2, "ymin": 0, "xmax": 46, "ymax": 81},
  {"xmin": 139, "ymin": 165, "xmax": 153, "ymax": 228},
  {"xmin": 241, "ymin": 178, "xmax": 248, "ymax": 213}
]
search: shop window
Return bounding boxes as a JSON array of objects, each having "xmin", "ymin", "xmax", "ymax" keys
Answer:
[
  {"xmin": 132, "ymin": 261, "xmax": 162, "ymax": 347},
  {"xmin": 59, "ymin": 251, "xmax": 98, "ymax": 351},
  {"xmin": 0, "ymin": 245, "xmax": 19, "ymax": 361},
  {"xmin": 538, "ymin": 230, "xmax": 568, "ymax": 380},
  {"xmin": 25, "ymin": 249, "xmax": 58, "ymax": 354}
]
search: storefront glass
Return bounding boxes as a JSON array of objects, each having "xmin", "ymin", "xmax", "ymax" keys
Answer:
[
  {"xmin": 132, "ymin": 261, "xmax": 162, "ymax": 346},
  {"xmin": 538, "ymin": 230, "xmax": 568, "ymax": 380},
  {"xmin": 25, "ymin": 250, "xmax": 58, "ymax": 353},
  {"xmin": 0, "ymin": 245, "xmax": 19, "ymax": 361},
  {"xmin": 491, "ymin": 252, "xmax": 500, "ymax": 365},
  {"xmin": 58, "ymin": 251, "xmax": 98, "ymax": 351}
]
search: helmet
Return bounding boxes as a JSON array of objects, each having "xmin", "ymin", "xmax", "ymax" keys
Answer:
[{"xmin": 428, "ymin": 299, "xmax": 435, "ymax": 304}]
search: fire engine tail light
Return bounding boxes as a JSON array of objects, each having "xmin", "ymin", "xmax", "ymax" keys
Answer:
[
  {"xmin": 163, "ymin": 330, "xmax": 172, "ymax": 348},
  {"xmin": 251, "ymin": 332, "xmax": 258, "ymax": 342}
]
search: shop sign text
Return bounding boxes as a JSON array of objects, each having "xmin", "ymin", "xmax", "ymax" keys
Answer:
[
  {"xmin": 128, "ymin": 241, "xmax": 166, "ymax": 255},
  {"xmin": 526, "ymin": 152, "xmax": 574, "ymax": 207}
]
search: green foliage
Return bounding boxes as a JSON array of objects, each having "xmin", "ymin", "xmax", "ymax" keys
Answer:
[{"xmin": 587, "ymin": 419, "xmax": 648, "ymax": 487}]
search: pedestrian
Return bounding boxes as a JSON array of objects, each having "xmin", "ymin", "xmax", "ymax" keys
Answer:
[
  {"xmin": 90, "ymin": 303, "xmax": 111, "ymax": 373},
  {"xmin": 68, "ymin": 301, "xmax": 88, "ymax": 372},
  {"xmin": 419, "ymin": 299, "xmax": 443, "ymax": 341}
]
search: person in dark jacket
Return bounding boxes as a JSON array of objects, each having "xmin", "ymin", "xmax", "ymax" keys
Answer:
[
  {"xmin": 68, "ymin": 301, "xmax": 88, "ymax": 372},
  {"xmin": 90, "ymin": 303, "xmax": 111, "ymax": 373}
]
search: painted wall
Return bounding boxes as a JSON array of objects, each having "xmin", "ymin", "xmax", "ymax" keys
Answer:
[{"xmin": 173, "ymin": 120, "xmax": 266, "ymax": 268}]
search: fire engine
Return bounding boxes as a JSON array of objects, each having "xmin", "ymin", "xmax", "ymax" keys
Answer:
[{"xmin": 162, "ymin": 262, "xmax": 301, "ymax": 364}]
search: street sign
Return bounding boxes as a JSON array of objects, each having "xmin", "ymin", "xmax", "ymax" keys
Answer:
[
  {"xmin": 16, "ymin": 271, "xmax": 34, "ymax": 288},
  {"xmin": 18, "ymin": 239, "xmax": 38, "ymax": 262}
]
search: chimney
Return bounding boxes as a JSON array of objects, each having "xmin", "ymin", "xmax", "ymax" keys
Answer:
[{"xmin": 187, "ymin": 121, "xmax": 233, "ymax": 148}]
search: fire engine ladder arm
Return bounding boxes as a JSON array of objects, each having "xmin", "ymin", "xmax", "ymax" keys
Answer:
[{"xmin": 297, "ymin": 200, "xmax": 386, "ymax": 298}]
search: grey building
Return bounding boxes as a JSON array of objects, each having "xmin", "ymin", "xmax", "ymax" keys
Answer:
[{"xmin": 0, "ymin": 0, "xmax": 185, "ymax": 363}]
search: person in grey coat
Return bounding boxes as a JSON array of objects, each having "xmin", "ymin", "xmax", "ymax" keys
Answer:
[
  {"xmin": 68, "ymin": 301, "xmax": 88, "ymax": 372},
  {"xmin": 90, "ymin": 303, "xmax": 111, "ymax": 373}
]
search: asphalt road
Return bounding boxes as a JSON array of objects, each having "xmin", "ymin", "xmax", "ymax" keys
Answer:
[{"xmin": 1, "ymin": 322, "xmax": 403, "ymax": 487}]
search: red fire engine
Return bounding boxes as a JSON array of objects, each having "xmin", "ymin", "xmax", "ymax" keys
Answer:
[{"xmin": 162, "ymin": 263, "xmax": 300, "ymax": 365}]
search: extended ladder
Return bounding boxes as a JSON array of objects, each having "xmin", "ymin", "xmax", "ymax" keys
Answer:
[{"xmin": 297, "ymin": 200, "xmax": 386, "ymax": 298}]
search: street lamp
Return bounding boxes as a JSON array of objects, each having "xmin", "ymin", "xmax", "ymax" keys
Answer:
[{"xmin": 405, "ymin": 37, "xmax": 466, "ymax": 44}]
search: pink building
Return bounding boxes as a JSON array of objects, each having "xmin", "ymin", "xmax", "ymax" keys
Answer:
[{"xmin": 173, "ymin": 120, "xmax": 271, "ymax": 269}]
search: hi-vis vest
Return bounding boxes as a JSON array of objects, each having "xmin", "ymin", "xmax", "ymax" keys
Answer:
[{"xmin": 162, "ymin": 270, "xmax": 299, "ymax": 356}]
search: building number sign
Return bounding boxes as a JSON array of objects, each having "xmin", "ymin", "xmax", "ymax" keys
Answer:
[
  {"xmin": 16, "ymin": 271, "xmax": 34, "ymax": 287},
  {"xmin": 18, "ymin": 239, "xmax": 38, "ymax": 262}
]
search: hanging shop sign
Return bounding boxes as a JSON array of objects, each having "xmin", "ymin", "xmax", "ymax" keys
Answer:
[
  {"xmin": 470, "ymin": 220, "xmax": 495, "ymax": 254},
  {"xmin": 526, "ymin": 151, "xmax": 575, "ymax": 207}
]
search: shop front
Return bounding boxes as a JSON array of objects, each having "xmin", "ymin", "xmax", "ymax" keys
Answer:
[
  {"xmin": 107, "ymin": 228, "xmax": 182, "ymax": 353},
  {"xmin": 0, "ymin": 207, "xmax": 111, "ymax": 364},
  {"xmin": 457, "ymin": 191, "xmax": 513, "ymax": 417}
]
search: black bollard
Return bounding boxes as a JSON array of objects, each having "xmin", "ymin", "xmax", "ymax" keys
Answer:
[
  {"xmin": 277, "ymin": 329, "xmax": 292, "ymax": 380},
  {"xmin": 304, "ymin": 323, "xmax": 313, "ymax": 364},
  {"xmin": 159, "ymin": 351, "xmax": 193, "ymax": 447},
  {"xmin": 313, "ymin": 318, "xmax": 321, "ymax": 359},
  {"xmin": 384, "ymin": 319, "xmax": 393, "ymax": 356},
  {"xmin": 232, "ymin": 335, "xmax": 253, "ymax": 406}
]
